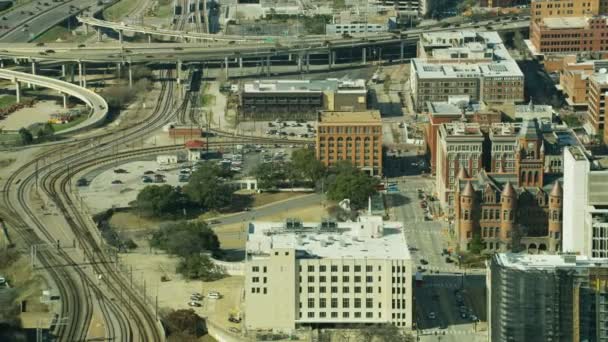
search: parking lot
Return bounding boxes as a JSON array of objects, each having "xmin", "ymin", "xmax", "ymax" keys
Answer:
[{"xmin": 238, "ymin": 119, "xmax": 316, "ymax": 139}]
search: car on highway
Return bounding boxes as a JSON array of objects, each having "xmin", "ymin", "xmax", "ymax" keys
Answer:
[
  {"xmin": 207, "ymin": 291, "xmax": 221, "ymax": 299},
  {"xmin": 188, "ymin": 301, "xmax": 201, "ymax": 307},
  {"xmin": 228, "ymin": 316, "xmax": 241, "ymax": 323}
]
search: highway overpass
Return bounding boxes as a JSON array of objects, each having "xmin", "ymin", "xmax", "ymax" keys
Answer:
[
  {"xmin": 0, "ymin": 20, "xmax": 529, "ymax": 64},
  {"xmin": 0, "ymin": 69, "xmax": 108, "ymax": 135},
  {"xmin": 78, "ymin": 14, "xmax": 529, "ymax": 45},
  {"xmin": 0, "ymin": 0, "xmax": 114, "ymax": 43}
]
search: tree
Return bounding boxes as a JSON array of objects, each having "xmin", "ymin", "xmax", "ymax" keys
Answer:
[
  {"xmin": 18, "ymin": 127, "xmax": 33, "ymax": 145},
  {"xmin": 253, "ymin": 161, "xmax": 286, "ymax": 190},
  {"xmin": 36, "ymin": 122, "xmax": 55, "ymax": 141},
  {"xmin": 150, "ymin": 221, "xmax": 220, "ymax": 257},
  {"xmin": 358, "ymin": 324, "xmax": 415, "ymax": 342},
  {"xmin": 101, "ymin": 85, "xmax": 136, "ymax": 110},
  {"xmin": 326, "ymin": 162, "xmax": 379, "ymax": 209},
  {"xmin": 184, "ymin": 162, "xmax": 233, "ymax": 210},
  {"xmin": 135, "ymin": 185, "xmax": 188, "ymax": 218},
  {"xmin": 163, "ymin": 309, "xmax": 206, "ymax": 339},
  {"xmin": 176, "ymin": 253, "xmax": 226, "ymax": 280},
  {"xmin": 469, "ymin": 233, "xmax": 484, "ymax": 255},
  {"xmin": 288, "ymin": 148, "xmax": 325, "ymax": 183}
]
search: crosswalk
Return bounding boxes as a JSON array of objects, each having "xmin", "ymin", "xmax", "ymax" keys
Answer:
[{"xmin": 422, "ymin": 328, "xmax": 479, "ymax": 336}]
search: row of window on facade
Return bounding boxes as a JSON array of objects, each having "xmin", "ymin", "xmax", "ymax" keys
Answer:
[
  {"xmin": 299, "ymin": 264, "xmax": 386, "ymax": 273},
  {"xmin": 302, "ymin": 297, "xmax": 379, "ymax": 309},
  {"xmin": 318, "ymin": 127, "xmax": 381, "ymax": 134},
  {"xmin": 299, "ymin": 311, "xmax": 378, "ymax": 319},
  {"xmin": 466, "ymin": 230, "xmax": 511, "ymax": 239},
  {"xmin": 300, "ymin": 286, "xmax": 407, "ymax": 295}
]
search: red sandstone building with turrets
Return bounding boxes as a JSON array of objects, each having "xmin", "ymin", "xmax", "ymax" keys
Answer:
[{"xmin": 449, "ymin": 119, "xmax": 566, "ymax": 253}]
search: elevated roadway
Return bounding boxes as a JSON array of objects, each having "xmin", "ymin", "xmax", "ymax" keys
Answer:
[
  {"xmin": 0, "ymin": 0, "xmax": 113, "ymax": 43},
  {"xmin": 0, "ymin": 20, "xmax": 529, "ymax": 64},
  {"xmin": 78, "ymin": 14, "xmax": 529, "ymax": 45},
  {"xmin": 0, "ymin": 69, "xmax": 108, "ymax": 134}
]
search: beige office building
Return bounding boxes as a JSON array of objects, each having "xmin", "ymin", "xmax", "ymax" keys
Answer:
[{"xmin": 244, "ymin": 216, "xmax": 412, "ymax": 332}]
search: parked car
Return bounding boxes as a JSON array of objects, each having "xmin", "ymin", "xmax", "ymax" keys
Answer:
[
  {"xmin": 207, "ymin": 291, "xmax": 221, "ymax": 299},
  {"xmin": 111, "ymin": 180, "xmax": 123, "ymax": 184},
  {"xmin": 420, "ymin": 259, "xmax": 429, "ymax": 265},
  {"xmin": 228, "ymin": 316, "xmax": 241, "ymax": 323},
  {"xmin": 143, "ymin": 170, "xmax": 155, "ymax": 175},
  {"xmin": 188, "ymin": 301, "xmax": 201, "ymax": 307},
  {"xmin": 0, "ymin": 276, "xmax": 6, "ymax": 286},
  {"xmin": 114, "ymin": 168, "xmax": 128, "ymax": 174},
  {"xmin": 76, "ymin": 178, "xmax": 88, "ymax": 186},
  {"xmin": 142, "ymin": 176, "xmax": 153, "ymax": 183},
  {"xmin": 228, "ymin": 327, "xmax": 240, "ymax": 333}
]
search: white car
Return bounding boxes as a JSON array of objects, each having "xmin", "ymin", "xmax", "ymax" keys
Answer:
[
  {"xmin": 207, "ymin": 291, "xmax": 221, "ymax": 299},
  {"xmin": 0, "ymin": 276, "xmax": 5, "ymax": 286}
]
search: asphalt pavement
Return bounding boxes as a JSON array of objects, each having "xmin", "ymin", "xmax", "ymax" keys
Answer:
[
  {"xmin": 387, "ymin": 174, "xmax": 488, "ymax": 342},
  {"xmin": 0, "ymin": 0, "xmax": 106, "ymax": 42}
]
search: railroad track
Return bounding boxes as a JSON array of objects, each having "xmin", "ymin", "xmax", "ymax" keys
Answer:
[{"xmin": 0, "ymin": 69, "xmax": 179, "ymax": 340}]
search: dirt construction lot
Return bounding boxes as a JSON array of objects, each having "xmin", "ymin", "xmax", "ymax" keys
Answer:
[{"xmin": 112, "ymin": 201, "xmax": 328, "ymax": 340}]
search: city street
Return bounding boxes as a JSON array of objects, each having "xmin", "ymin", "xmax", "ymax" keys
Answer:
[{"xmin": 387, "ymin": 175, "xmax": 488, "ymax": 342}]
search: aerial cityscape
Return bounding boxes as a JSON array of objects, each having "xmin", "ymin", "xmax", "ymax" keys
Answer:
[{"xmin": 0, "ymin": 0, "xmax": 606, "ymax": 341}]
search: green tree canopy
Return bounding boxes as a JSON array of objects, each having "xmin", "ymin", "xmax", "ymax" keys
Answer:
[
  {"xmin": 253, "ymin": 161, "xmax": 286, "ymax": 190},
  {"xmin": 184, "ymin": 162, "xmax": 233, "ymax": 210},
  {"xmin": 176, "ymin": 254, "xmax": 226, "ymax": 280},
  {"xmin": 135, "ymin": 184, "xmax": 188, "ymax": 218},
  {"xmin": 326, "ymin": 161, "xmax": 379, "ymax": 209},
  {"xmin": 18, "ymin": 127, "xmax": 33, "ymax": 145},
  {"xmin": 288, "ymin": 148, "xmax": 326, "ymax": 183},
  {"xmin": 150, "ymin": 220, "xmax": 220, "ymax": 257}
]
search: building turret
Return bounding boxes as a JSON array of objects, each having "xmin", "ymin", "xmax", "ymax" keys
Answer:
[
  {"xmin": 499, "ymin": 181, "xmax": 517, "ymax": 247},
  {"xmin": 548, "ymin": 181, "xmax": 563, "ymax": 252},
  {"xmin": 459, "ymin": 181, "xmax": 476, "ymax": 251},
  {"xmin": 457, "ymin": 167, "xmax": 469, "ymax": 180}
]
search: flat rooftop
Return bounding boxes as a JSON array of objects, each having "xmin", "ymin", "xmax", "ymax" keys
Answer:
[
  {"xmin": 318, "ymin": 110, "xmax": 381, "ymax": 124},
  {"xmin": 246, "ymin": 217, "xmax": 410, "ymax": 260},
  {"xmin": 495, "ymin": 253, "xmax": 608, "ymax": 271},
  {"xmin": 243, "ymin": 79, "xmax": 367, "ymax": 94},
  {"xmin": 441, "ymin": 122, "xmax": 483, "ymax": 137},
  {"xmin": 412, "ymin": 58, "xmax": 523, "ymax": 79},
  {"xmin": 542, "ymin": 17, "xmax": 589, "ymax": 29}
]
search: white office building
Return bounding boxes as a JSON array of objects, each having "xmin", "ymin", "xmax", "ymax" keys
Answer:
[
  {"xmin": 244, "ymin": 215, "xmax": 412, "ymax": 332},
  {"xmin": 563, "ymin": 146, "xmax": 608, "ymax": 258}
]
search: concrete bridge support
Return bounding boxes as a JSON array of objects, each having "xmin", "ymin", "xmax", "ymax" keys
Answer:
[
  {"xmin": 97, "ymin": 29, "xmax": 102, "ymax": 42},
  {"xmin": 362, "ymin": 47, "xmax": 366, "ymax": 64},
  {"xmin": 78, "ymin": 62, "xmax": 87, "ymax": 88},
  {"xmin": 177, "ymin": 60, "xmax": 182, "ymax": 83},
  {"xmin": 118, "ymin": 30, "xmax": 123, "ymax": 44},
  {"xmin": 147, "ymin": 34, "xmax": 152, "ymax": 44},
  {"xmin": 400, "ymin": 40, "xmax": 405, "ymax": 61},
  {"xmin": 62, "ymin": 93, "xmax": 68, "ymax": 109},
  {"xmin": 238, "ymin": 57, "xmax": 243, "ymax": 69},
  {"xmin": 0, "ymin": 59, "xmax": 4, "ymax": 68},
  {"xmin": 306, "ymin": 53, "xmax": 310, "ymax": 73},
  {"xmin": 14, "ymin": 80, "xmax": 20, "ymax": 103},
  {"xmin": 224, "ymin": 57, "xmax": 229, "ymax": 79},
  {"xmin": 128, "ymin": 63, "xmax": 133, "ymax": 88},
  {"xmin": 116, "ymin": 62, "xmax": 122, "ymax": 79},
  {"xmin": 61, "ymin": 64, "xmax": 66, "ymax": 79},
  {"xmin": 265, "ymin": 55, "xmax": 271, "ymax": 77},
  {"xmin": 30, "ymin": 61, "xmax": 37, "ymax": 89}
]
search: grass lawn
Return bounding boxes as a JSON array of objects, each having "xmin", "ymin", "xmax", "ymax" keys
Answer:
[
  {"xmin": 153, "ymin": 0, "xmax": 173, "ymax": 18},
  {"xmin": 0, "ymin": 0, "xmax": 33, "ymax": 15},
  {"xmin": 51, "ymin": 115, "xmax": 88, "ymax": 132},
  {"xmin": 103, "ymin": 0, "xmax": 141, "ymax": 21},
  {"xmin": 0, "ymin": 95, "xmax": 16, "ymax": 109},
  {"xmin": 251, "ymin": 192, "xmax": 308, "ymax": 207},
  {"xmin": 33, "ymin": 26, "xmax": 92, "ymax": 43},
  {"xmin": 0, "ymin": 133, "xmax": 20, "ymax": 144}
]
